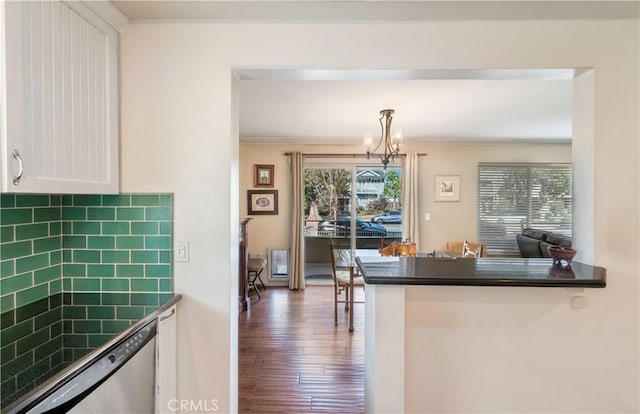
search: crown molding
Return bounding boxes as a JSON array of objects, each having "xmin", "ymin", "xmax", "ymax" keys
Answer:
[{"xmin": 81, "ymin": 1, "xmax": 129, "ymax": 32}]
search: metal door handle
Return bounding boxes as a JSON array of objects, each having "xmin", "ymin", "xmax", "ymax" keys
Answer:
[{"xmin": 12, "ymin": 150, "xmax": 23, "ymax": 185}]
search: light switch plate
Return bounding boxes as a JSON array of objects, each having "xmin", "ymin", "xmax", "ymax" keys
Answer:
[{"xmin": 176, "ymin": 241, "xmax": 190, "ymax": 263}]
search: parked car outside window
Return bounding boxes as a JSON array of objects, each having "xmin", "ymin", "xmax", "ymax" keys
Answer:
[
  {"xmin": 318, "ymin": 216, "xmax": 387, "ymax": 237},
  {"xmin": 370, "ymin": 210, "xmax": 402, "ymax": 224}
]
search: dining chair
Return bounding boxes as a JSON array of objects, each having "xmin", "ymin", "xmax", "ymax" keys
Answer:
[
  {"xmin": 445, "ymin": 241, "xmax": 487, "ymax": 257},
  {"xmin": 247, "ymin": 257, "xmax": 267, "ymax": 300},
  {"xmin": 329, "ymin": 239, "xmax": 365, "ymax": 326}
]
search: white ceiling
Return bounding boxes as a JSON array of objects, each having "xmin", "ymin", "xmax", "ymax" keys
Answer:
[
  {"xmin": 237, "ymin": 71, "xmax": 575, "ymax": 144},
  {"xmin": 111, "ymin": 1, "xmax": 639, "ymax": 144}
]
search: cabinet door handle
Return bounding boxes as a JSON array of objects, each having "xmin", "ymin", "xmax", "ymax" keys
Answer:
[{"xmin": 12, "ymin": 150, "xmax": 23, "ymax": 185}]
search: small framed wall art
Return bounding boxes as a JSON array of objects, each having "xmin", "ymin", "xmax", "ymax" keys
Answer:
[
  {"xmin": 247, "ymin": 190, "xmax": 279, "ymax": 215},
  {"xmin": 435, "ymin": 175, "xmax": 461, "ymax": 202},
  {"xmin": 254, "ymin": 164, "xmax": 275, "ymax": 188}
]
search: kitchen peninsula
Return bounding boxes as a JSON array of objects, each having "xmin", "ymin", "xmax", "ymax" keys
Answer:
[{"xmin": 356, "ymin": 256, "xmax": 606, "ymax": 413}]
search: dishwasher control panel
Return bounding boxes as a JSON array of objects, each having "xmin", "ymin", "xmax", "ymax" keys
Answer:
[{"xmin": 105, "ymin": 326, "xmax": 154, "ymax": 366}]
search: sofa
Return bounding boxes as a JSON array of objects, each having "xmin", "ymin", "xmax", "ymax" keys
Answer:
[{"xmin": 516, "ymin": 228, "xmax": 572, "ymax": 258}]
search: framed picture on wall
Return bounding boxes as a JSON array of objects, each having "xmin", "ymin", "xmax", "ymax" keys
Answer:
[
  {"xmin": 254, "ymin": 164, "xmax": 275, "ymax": 187},
  {"xmin": 247, "ymin": 190, "xmax": 278, "ymax": 215},
  {"xmin": 435, "ymin": 175, "xmax": 461, "ymax": 202}
]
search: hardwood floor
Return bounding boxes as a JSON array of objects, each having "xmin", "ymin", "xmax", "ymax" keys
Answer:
[{"xmin": 238, "ymin": 286, "xmax": 365, "ymax": 413}]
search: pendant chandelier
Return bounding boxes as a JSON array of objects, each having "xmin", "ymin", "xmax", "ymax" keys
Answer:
[{"xmin": 366, "ymin": 109, "xmax": 399, "ymax": 169}]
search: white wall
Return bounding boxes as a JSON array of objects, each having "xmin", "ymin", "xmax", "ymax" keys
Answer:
[
  {"xmin": 240, "ymin": 142, "xmax": 571, "ymax": 266},
  {"xmin": 120, "ymin": 19, "xmax": 639, "ymax": 412}
]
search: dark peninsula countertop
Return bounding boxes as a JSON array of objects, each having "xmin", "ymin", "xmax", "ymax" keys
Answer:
[{"xmin": 355, "ymin": 256, "xmax": 606, "ymax": 288}]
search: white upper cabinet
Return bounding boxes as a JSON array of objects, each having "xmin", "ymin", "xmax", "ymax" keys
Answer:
[{"xmin": 1, "ymin": 1, "xmax": 121, "ymax": 194}]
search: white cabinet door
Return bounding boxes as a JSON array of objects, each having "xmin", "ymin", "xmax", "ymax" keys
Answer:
[{"xmin": 1, "ymin": 0, "xmax": 119, "ymax": 194}]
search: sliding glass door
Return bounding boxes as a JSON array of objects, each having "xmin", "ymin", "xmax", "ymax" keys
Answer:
[{"xmin": 303, "ymin": 163, "xmax": 402, "ymax": 284}]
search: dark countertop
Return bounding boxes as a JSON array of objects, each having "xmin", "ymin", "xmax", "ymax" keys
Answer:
[{"xmin": 355, "ymin": 256, "xmax": 606, "ymax": 288}]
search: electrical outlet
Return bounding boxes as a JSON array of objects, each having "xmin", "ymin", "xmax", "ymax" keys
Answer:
[{"xmin": 424, "ymin": 213, "xmax": 431, "ymax": 221}]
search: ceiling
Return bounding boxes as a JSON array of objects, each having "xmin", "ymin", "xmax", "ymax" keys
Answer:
[{"xmin": 111, "ymin": 1, "xmax": 639, "ymax": 145}]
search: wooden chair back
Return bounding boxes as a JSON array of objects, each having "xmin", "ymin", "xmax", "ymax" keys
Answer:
[{"xmin": 445, "ymin": 241, "xmax": 487, "ymax": 257}]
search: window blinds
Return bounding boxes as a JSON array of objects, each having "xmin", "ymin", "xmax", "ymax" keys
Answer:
[{"xmin": 477, "ymin": 163, "xmax": 572, "ymax": 256}]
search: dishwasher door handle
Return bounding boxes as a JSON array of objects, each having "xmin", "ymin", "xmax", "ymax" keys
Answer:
[{"xmin": 159, "ymin": 308, "xmax": 175, "ymax": 321}]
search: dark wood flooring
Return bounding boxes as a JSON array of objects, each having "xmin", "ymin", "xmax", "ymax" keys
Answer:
[{"xmin": 238, "ymin": 286, "xmax": 365, "ymax": 413}]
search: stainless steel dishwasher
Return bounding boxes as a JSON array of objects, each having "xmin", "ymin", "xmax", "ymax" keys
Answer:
[{"xmin": 5, "ymin": 319, "xmax": 157, "ymax": 414}]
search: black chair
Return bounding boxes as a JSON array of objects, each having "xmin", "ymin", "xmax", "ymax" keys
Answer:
[{"xmin": 247, "ymin": 257, "xmax": 267, "ymax": 299}]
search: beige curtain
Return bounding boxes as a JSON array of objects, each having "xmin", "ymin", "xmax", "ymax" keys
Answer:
[
  {"xmin": 289, "ymin": 152, "xmax": 305, "ymax": 290},
  {"xmin": 402, "ymin": 152, "xmax": 420, "ymax": 249}
]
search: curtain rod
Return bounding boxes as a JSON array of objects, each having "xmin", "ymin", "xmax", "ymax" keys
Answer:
[{"xmin": 283, "ymin": 153, "xmax": 427, "ymax": 157}]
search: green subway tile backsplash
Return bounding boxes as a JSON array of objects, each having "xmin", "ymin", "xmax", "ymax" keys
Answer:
[
  {"xmin": 63, "ymin": 264, "xmax": 86, "ymax": 277},
  {"xmin": 34, "ymin": 266, "xmax": 61, "ymax": 285},
  {"xmin": 87, "ymin": 264, "xmax": 114, "ymax": 278},
  {"xmin": 159, "ymin": 279, "xmax": 172, "ymax": 292},
  {"xmin": 0, "ymin": 194, "xmax": 173, "ymax": 407},
  {"xmin": 87, "ymin": 207, "xmax": 115, "ymax": 221},
  {"xmin": 50, "ymin": 251, "xmax": 62, "ymax": 266},
  {"xmin": 116, "ymin": 208, "xmax": 145, "ymax": 221},
  {"xmin": 72, "ymin": 222, "xmax": 101, "ymax": 235},
  {"xmin": 132, "ymin": 195, "xmax": 160, "ymax": 206},
  {"xmin": 102, "ymin": 251, "xmax": 130, "ymax": 264},
  {"xmin": 2, "ymin": 241, "xmax": 33, "ymax": 260},
  {"xmin": 16, "ymin": 285, "xmax": 49, "ymax": 307},
  {"xmin": 34, "ymin": 207, "xmax": 61, "ymax": 222},
  {"xmin": 116, "ymin": 264, "xmax": 144, "ymax": 278},
  {"xmin": 1, "ymin": 193, "xmax": 173, "ymax": 311},
  {"xmin": 73, "ymin": 250, "xmax": 101, "ymax": 264},
  {"xmin": 62, "ymin": 207, "xmax": 87, "ymax": 221},
  {"xmin": 131, "ymin": 222, "xmax": 159, "ymax": 235},
  {"xmin": 1, "ymin": 274, "xmax": 33, "ymax": 295},
  {"xmin": 49, "ymin": 222, "xmax": 61, "ymax": 236},
  {"xmin": 87, "ymin": 236, "xmax": 115, "ymax": 249},
  {"xmin": 146, "ymin": 207, "xmax": 171, "ymax": 221},
  {"xmin": 1, "ymin": 194, "xmax": 16, "ymax": 207},
  {"xmin": 131, "ymin": 278, "xmax": 158, "ymax": 292},
  {"xmin": 146, "ymin": 264, "xmax": 171, "ymax": 278},
  {"xmin": 159, "ymin": 251, "xmax": 172, "ymax": 264},
  {"xmin": 116, "ymin": 236, "xmax": 144, "ymax": 250},
  {"xmin": 33, "ymin": 237, "xmax": 62, "ymax": 254},
  {"xmin": 63, "ymin": 236, "xmax": 87, "ymax": 249},
  {"xmin": 1, "ymin": 209, "xmax": 33, "ymax": 225},
  {"xmin": 159, "ymin": 222, "xmax": 172, "ymax": 235},
  {"xmin": 71, "ymin": 195, "xmax": 102, "ymax": 207},
  {"xmin": 102, "ymin": 194, "xmax": 131, "ymax": 206},
  {"xmin": 15, "ymin": 195, "xmax": 51, "ymax": 207},
  {"xmin": 16, "ymin": 253, "xmax": 50, "ymax": 274},
  {"xmin": 145, "ymin": 236, "xmax": 171, "ymax": 250},
  {"xmin": 15, "ymin": 223, "xmax": 49, "ymax": 240},
  {"xmin": 1, "ymin": 295, "xmax": 15, "ymax": 313},
  {"xmin": 102, "ymin": 279, "xmax": 129, "ymax": 292},
  {"xmin": 131, "ymin": 251, "xmax": 158, "ymax": 264},
  {"xmin": 72, "ymin": 279, "xmax": 101, "ymax": 292},
  {"xmin": 49, "ymin": 279, "xmax": 62, "ymax": 295},
  {"xmin": 102, "ymin": 222, "xmax": 130, "ymax": 235},
  {"xmin": 87, "ymin": 305, "xmax": 115, "ymax": 319},
  {"xmin": 1, "ymin": 261, "xmax": 15, "ymax": 278},
  {"xmin": 1, "ymin": 226, "xmax": 14, "ymax": 243}
]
